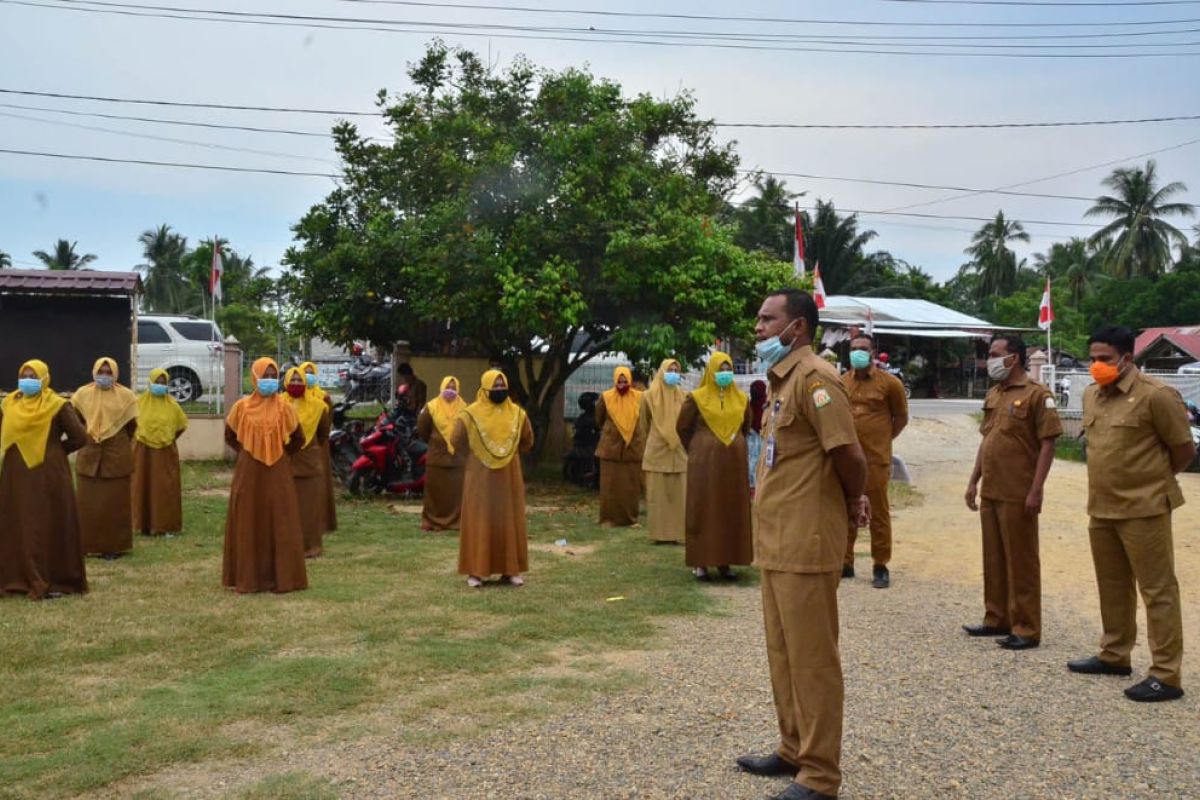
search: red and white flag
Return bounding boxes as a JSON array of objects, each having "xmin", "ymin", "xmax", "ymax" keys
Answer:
[
  {"xmin": 865, "ymin": 305, "xmax": 874, "ymax": 337},
  {"xmin": 812, "ymin": 261, "xmax": 826, "ymax": 310},
  {"xmin": 793, "ymin": 204, "xmax": 806, "ymax": 276},
  {"xmin": 1038, "ymin": 276, "xmax": 1054, "ymax": 331},
  {"xmin": 210, "ymin": 240, "xmax": 223, "ymax": 304}
]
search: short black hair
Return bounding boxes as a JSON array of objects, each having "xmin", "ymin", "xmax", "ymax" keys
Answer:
[
  {"xmin": 990, "ymin": 334, "xmax": 1028, "ymax": 369},
  {"xmin": 850, "ymin": 333, "xmax": 875, "ymax": 349},
  {"xmin": 768, "ymin": 288, "xmax": 819, "ymax": 336},
  {"xmin": 1088, "ymin": 325, "xmax": 1136, "ymax": 356},
  {"xmin": 398, "ymin": 363, "xmax": 414, "ymax": 376}
]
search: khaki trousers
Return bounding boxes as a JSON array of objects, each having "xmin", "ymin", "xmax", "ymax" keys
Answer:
[
  {"xmin": 979, "ymin": 499, "xmax": 1042, "ymax": 640},
  {"xmin": 1088, "ymin": 513, "xmax": 1184, "ymax": 687},
  {"xmin": 761, "ymin": 569, "xmax": 843, "ymax": 796},
  {"xmin": 845, "ymin": 469, "xmax": 891, "ymax": 568}
]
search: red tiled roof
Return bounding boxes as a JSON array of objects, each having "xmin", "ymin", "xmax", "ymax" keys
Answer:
[{"xmin": 0, "ymin": 269, "xmax": 142, "ymax": 296}]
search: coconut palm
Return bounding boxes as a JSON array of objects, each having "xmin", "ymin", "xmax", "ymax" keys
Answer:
[
  {"xmin": 965, "ymin": 211, "xmax": 1030, "ymax": 301},
  {"xmin": 801, "ymin": 199, "xmax": 877, "ymax": 294},
  {"xmin": 1085, "ymin": 159, "xmax": 1194, "ymax": 278},
  {"xmin": 0, "ymin": 250, "xmax": 11, "ymax": 269},
  {"xmin": 32, "ymin": 239, "xmax": 97, "ymax": 270},
  {"xmin": 1033, "ymin": 237, "xmax": 1109, "ymax": 309},
  {"xmin": 731, "ymin": 174, "xmax": 800, "ymax": 262},
  {"xmin": 137, "ymin": 224, "xmax": 196, "ymax": 313}
]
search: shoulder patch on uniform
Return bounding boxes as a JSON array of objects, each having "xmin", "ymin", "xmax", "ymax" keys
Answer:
[
  {"xmin": 813, "ymin": 387, "xmax": 832, "ymax": 408},
  {"xmin": 808, "ymin": 380, "xmax": 824, "ymax": 391},
  {"xmin": 1045, "ymin": 396, "xmax": 1056, "ymax": 409}
]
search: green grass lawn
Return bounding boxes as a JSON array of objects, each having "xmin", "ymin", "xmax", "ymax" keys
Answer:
[{"xmin": 0, "ymin": 465, "xmax": 724, "ymax": 800}]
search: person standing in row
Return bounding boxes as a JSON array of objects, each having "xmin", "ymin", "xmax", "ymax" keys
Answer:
[
  {"xmin": 72, "ymin": 357, "xmax": 139, "ymax": 561},
  {"xmin": 416, "ymin": 376, "xmax": 467, "ymax": 532},
  {"xmin": 842, "ymin": 334, "xmax": 908, "ymax": 588},
  {"xmin": 300, "ymin": 361, "xmax": 338, "ymax": 537},
  {"xmin": 285, "ymin": 367, "xmax": 333, "ymax": 559},
  {"xmin": 131, "ymin": 368, "xmax": 189, "ymax": 537},
  {"xmin": 454, "ymin": 370, "xmax": 534, "ymax": 588},
  {"xmin": 746, "ymin": 380, "xmax": 768, "ymax": 496},
  {"xmin": 964, "ymin": 335, "xmax": 1061, "ymax": 650},
  {"xmin": 222, "ymin": 357, "xmax": 307, "ymax": 594},
  {"xmin": 0, "ymin": 360, "xmax": 89, "ymax": 599},
  {"xmin": 738, "ymin": 289, "xmax": 868, "ymax": 800},
  {"xmin": 1068, "ymin": 325, "xmax": 1195, "ymax": 702},
  {"xmin": 677, "ymin": 353, "xmax": 753, "ymax": 581},
  {"xmin": 595, "ymin": 366, "xmax": 645, "ymax": 527},
  {"xmin": 637, "ymin": 359, "xmax": 688, "ymax": 545},
  {"xmin": 397, "ymin": 363, "xmax": 428, "ymax": 410}
]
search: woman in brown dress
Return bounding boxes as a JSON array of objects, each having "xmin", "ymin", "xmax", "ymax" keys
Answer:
[
  {"xmin": 222, "ymin": 357, "xmax": 307, "ymax": 594},
  {"xmin": 1, "ymin": 360, "xmax": 89, "ymax": 599},
  {"xmin": 285, "ymin": 366, "xmax": 333, "ymax": 559},
  {"xmin": 676, "ymin": 352, "xmax": 753, "ymax": 581},
  {"xmin": 416, "ymin": 375, "xmax": 467, "ymax": 531},
  {"xmin": 595, "ymin": 366, "xmax": 646, "ymax": 527},
  {"xmin": 300, "ymin": 361, "xmax": 337, "ymax": 536},
  {"xmin": 72, "ymin": 356, "xmax": 138, "ymax": 560},
  {"xmin": 637, "ymin": 359, "xmax": 688, "ymax": 544},
  {"xmin": 453, "ymin": 369, "xmax": 534, "ymax": 588},
  {"xmin": 131, "ymin": 368, "xmax": 189, "ymax": 537}
]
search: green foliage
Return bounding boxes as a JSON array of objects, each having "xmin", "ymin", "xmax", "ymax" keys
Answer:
[
  {"xmin": 1084, "ymin": 257, "xmax": 1200, "ymax": 331},
  {"xmin": 728, "ymin": 173, "xmax": 799, "ymax": 261},
  {"xmin": 0, "ymin": 249, "xmax": 11, "ymax": 269},
  {"xmin": 991, "ymin": 284, "xmax": 1088, "ymax": 357},
  {"xmin": 800, "ymin": 199, "xmax": 877, "ymax": 294},
  {"xmin": 31, "ymin": 239, "xmax": 96, "ymax": 270},
  {"xmin": 1086, "ymin": 159, "xmax": 1195, "ymax": 278}
]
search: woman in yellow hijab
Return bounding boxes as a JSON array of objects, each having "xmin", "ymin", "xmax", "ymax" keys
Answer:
[
  {"xmin": 131, "ymin": 368, "xmax": 189, "ymax": 537},
  {"xmin": 222, "ymin": 357, "xmax": 308, "ymax": 594},
  {"xmin": 451, "ymin": 369, "xmax": 534, "ymax": 588},
  {"xmin": 299, "ymin": 361, "xmax": 338, "ymax": 537},
  {"xmin": 0, "ymin": 360, "xmax": 89, "ymax": 599},
  {"xmin": 595, "ymin": 365, "xmax": 646, "ymax": 527},
  {"xmin": 416, "ymin": 375, "xmax": 467, "ymax": 531},
  {"xmin": 284, "ymin": 367, "xmax": 334, "ymax": 558},
  {"xmin": 72, "ymin": 357, "xmax": 139, "ymax": 560},
  {"xmin": 636, "ymin": 359, "xmax": 688, "ymax": 544},
  {"xmin": 676, "ymin": 352, "xmax": 754, "ymax": 581}
]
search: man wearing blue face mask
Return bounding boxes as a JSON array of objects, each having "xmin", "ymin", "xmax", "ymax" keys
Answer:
[{"xmin": 841, "ymin": 335, "xmax": 908, "ymax": 588}]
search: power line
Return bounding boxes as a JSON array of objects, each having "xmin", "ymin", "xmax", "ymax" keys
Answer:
[
  {"xmin": 0, "ymin": 101, "xmax": 336, "ymax": 137},
  {"xmin": 0, "ymin": 148, "xmax": 339, "ymax": 177},
  {"xmin": 0, "ymin": 88, "xmax": 377, "ymax": 117},
  {"xmin": 743, "ymin": 170, "xmax": 1094, "ymax": 201},
  {"xmin": 880, "ymin": 0, "xmax": 1200, "ymax": 6}
]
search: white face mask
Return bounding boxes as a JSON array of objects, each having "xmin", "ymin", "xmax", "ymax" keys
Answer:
[{"xmin": 987, "ymin": 355, "xmax": 1013, "ymax": 382}]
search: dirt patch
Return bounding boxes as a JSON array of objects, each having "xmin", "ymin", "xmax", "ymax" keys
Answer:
[
  {"xmin": 528, "ymin": 542, "xmax": 596, "ymax": 557},
  {"xmin": 186, "ymin": 488, "xmax": 228, "ymax": 498}
]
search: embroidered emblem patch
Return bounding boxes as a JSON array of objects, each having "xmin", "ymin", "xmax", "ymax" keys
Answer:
[
  {"xmin": 1045, "ymin": 397, "xmax": 1056, "ymax": 409},
  {"xmin": 813, "ymin": 388, "xmax": 832, "ymax": 409}
]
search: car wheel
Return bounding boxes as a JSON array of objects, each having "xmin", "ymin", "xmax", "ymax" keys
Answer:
[{"xmin": 167, "ymin": 368, "xmax": 200, "ymax": 403}]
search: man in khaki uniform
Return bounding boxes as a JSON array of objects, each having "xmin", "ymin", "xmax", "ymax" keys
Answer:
[
  {"xmin": 736, "ymin": 289, "xmax": 869, "ymax": 800},
  {"xmin": 1068, "ymin": 325, "xmax": 1195, "ymax": 702},
  {"xmin": 964, "ymin": 334, "xmax": 1061, "ymax": 650},
  {"xmin": 842, "ymin": 334, "xmax": 908, "ymax": 588}
]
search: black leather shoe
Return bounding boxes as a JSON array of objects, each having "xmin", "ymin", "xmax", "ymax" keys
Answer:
[
  {"xmin": 962, "ymin": 624, "xmax": 1010, "ymax": 637},
  {"xmin": 767, "ymin": 783, "xmax": 838, "ymax": 800},
  {"xmin": 841, "ymin": 565, "xmax": 854, "ymax": 579},
  {"xmin": 1124, "ymin": 676, "xmax": 1184, "ymax": 702},
  {"xmin": 872, "ymin": 565, "xmax": 890, "ymax": 589},
  {"xmin": 1067, "ymin": 655, "xmax": 1132, "ymax": 676},
  {"xmin": 735, "ymin": 752, "xmax": 799, "ymax": 777},
  {"xmin": 998, "ymin": 634, "xmax": 1040, "ymax": 650}
]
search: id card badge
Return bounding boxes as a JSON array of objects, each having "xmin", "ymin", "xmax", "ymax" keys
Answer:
[{"xmin": 764, "ymin": 435, "xmax": 776, "ymax": 469}]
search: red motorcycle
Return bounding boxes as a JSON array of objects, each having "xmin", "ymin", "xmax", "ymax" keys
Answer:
[{"xmin": 347, "ymin": 389, "xmax": 428, "ymax": 496}]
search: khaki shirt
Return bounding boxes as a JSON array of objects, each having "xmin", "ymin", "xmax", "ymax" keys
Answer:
[
  {"xmin": 636, "ymin": 392, "xmax": 688, "ymax": 473},
  {"xmin": 978, "ymin": 377, "xmax": 1063, "ymax": 503},
  {"xmin": 841, "ymin": 366, "xmax": 908, "ymax": 470},
  {"xmin": 754, "ymin": 346, "xmax": 859, "ymax": 574},
  {"xmin": 74, "ymin": 419, "xmax": 136, "ymax": 479},
  {"xmin": 1083, "ymin": 368, "xmax": 1192, "ymax": 519}
]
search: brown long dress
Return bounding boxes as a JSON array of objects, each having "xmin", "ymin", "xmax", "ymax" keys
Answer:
[
  {"xmin": 637, "ymin": 392, "xmax": 688, "ymax": 543},
  {"xmin": 417, "ymin": 407, "xmax": 466, "ymax": 531},
  {"xmin": 318, "ymin": 395, "xmax": 338, "ymax": 536},
  {"xmin": 677, "ymin": 396, "xmax": 754, "ymax": 568},
  {"xmin": 131, "ymin": 441, "xmax": 184, "ymax": 535},
  {"xmin": 222, "ymin": 425, "xmax": 308, "ymax": 594},
  {"xmin": 76, "ymin": 420, "xmax": 137, "ymax": 555},
  {"xmin": 290, "ymin": 407, "xmax": 333, "ymax": 558},
  {"xmin": 595, "ymin": 395, "xmax": 646, "ymax": 526},
  {"xmin": 0, "ymin": 405, "xmax": 89, "ymax": 599},
  {"xmin": 454, "ymin": 415, "xmax": 535, "ymax": 577}
]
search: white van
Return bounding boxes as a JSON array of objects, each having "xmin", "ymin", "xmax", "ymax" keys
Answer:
[{"xmin": 136, "ymin": 315, "xmax": 224, "ymax": 403}]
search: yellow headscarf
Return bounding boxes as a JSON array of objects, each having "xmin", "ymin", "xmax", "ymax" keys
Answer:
[
  {"xmin": 644, "ymin": 358, "xmax": 685, "ymax": 451},
  {"xmin": 135, "ymin": 367, "xmax": 189, "ymax": 449},
  {"xmin": 600, "ymin": 366, "xmax": 643, "ymax": 445},
  {"xmin": 426, "ymin": 375, "xmax": 466, "ymax": 454},
  {"xmin": 285, "ymin": 366, "xmax": 327, "ymax": 447},
  {"xmin": 225, "ymin": 357, "xmax": 299, "ymax": 466},
  {"xmin": 1, "ymin": 359, "xmax": 67, "ymax": 469},
  {"xmin": 459, "ymin": 369, "xmax": 527, "ymax": 470},
  {"xmin": 72, "ymin": 356, "xmax": 139, "ymax": 444},
  {"xmin": 300, "ymin": 361, "xmax": 328, "ymax": 403},
  {"xmin": 691, "ymin": 352, "xmax": 748, "ymax": 446}
]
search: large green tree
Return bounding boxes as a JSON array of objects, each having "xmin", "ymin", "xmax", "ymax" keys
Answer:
[
  {"xmin": 1086, "ymin": 159, "xmax": 1194, "ymax": 278},
  {"xmin": 283, "ymin": 44, "xmax": 793, "ymax": 459},
  {"xmin": 729, "ymin": 174, "xmax": 799, "ymax": 262},
  {"xmin": 138, "ymin": 224, "xmax": 194, "ymax": 313},
  {"xmin": 1085, "ymin": 256, "xmax": 1200, "ymax": 331},
  {"xmin": 962, "ymin": 211, "xmax": 1031, "ymax": 305},
  {"xmin": 799, "ymin": 200, "xmax": 877, "ymax": 295},
  {"xmin": 1033, "ymin": 238, "xmax": 1108, "ymax": 309},
  {"xmin": 32, "ymin": 239, "xmax": 96, "ymax": 270}
]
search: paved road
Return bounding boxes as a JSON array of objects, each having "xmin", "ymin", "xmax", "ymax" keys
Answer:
[{"xmin": 907, "ymin": 398, "xmax": 980, "ymax": 417}]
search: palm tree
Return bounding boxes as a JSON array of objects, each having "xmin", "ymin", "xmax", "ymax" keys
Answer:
[
  {"xmin": 138, "ymin": 225, "xmax": 195, "ymax": 313},
  {"xmin": 731, "ymin": 174, "xmax": 800, "ymax": 262},
  {"xmin": 32, "ymin": 239, "xmax": 97, "ymax": 270},
  {"xmin": 964, "ymin": 211, "xmax": 1030, "ymax": 301},
  {"xmin": 0, "ymin": 250, "xmax": 11, "ymax": 269},
  {"xmin": 1085, "ymin": 159, "xmax": 1195, "ymax": 278},
  {"xmin": 801, "ymin": 199, "xmax": 877, "ymax": 294},
  {"xmin": 1033, "ymin": 237, "xmax": 1107, "ymax": 309}
]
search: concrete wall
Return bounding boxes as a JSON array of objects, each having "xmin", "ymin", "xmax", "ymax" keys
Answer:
[{"xmin": 178, "ymin": 415, "xmax": 230, "ymax": 461}]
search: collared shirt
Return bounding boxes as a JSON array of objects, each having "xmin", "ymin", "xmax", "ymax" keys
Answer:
[
  {"xmin": 841, "ymin": 366, "xmax": 908, "ymax": 469},
  {"xmin": 1083, "ymin": 368, "xmax": 1192, "ymax": 519},
  {"xmin": 978, "ymin": 375, "xmax": 1063, "ymax": 503},
  {"xmin": 754, "ymin": 345, "xmax": 859, "ymax": 574}
]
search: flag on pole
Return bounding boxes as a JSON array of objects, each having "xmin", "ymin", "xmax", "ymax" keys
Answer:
[
  {"xmin": 793, "ymin": 204, "xmax": 806, "ymax": 276},
  {"xmin": 1038, "ymin": 276, "xmax": 1054, "ymax": 331},
  {"xmin": 210, "ymin": 239, "xmax": 223, "ymax": 304},
  {"xmin": 812, "ymin": 261, "xmax": 826, "ymax": 310},
  {"xmin": 865, "ymin": 305, "xmax": 874, "ymax": 337}
]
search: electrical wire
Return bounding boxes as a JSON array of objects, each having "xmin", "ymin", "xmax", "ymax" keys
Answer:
[{"xmin": 0, "ymin": 147, "xmax": 339, "ymax": 177}]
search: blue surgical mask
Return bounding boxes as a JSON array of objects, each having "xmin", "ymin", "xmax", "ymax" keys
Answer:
[
  {"xmin": 662, "ymin": 372, "xmax": 682, "ymax": 387},
  {"xmin": 755, "ymin": 321, "xmax": 798, "ymax": 368},
  {"xmin": 95, "ymin": 375, "xmax": 115, "ymax": 389},
  {"xmin": 850, "ymin": 350, "xmax": 872, "ymax": 370},
  {"xmin": 150, "ymin": 384, "xmax": 169, "ymax": 397},
  {"xmin": 18, "ymin": 378, "xmax": 42, "ymax": 396},
  {"xmin": 305, "ymin": 373, "xmax": 318, "ymax": 387},
  {"xmin": 257, "ymin": 378, "xmax": 280, "ymax": 396},
  {"xmin": 715, "ymin": 371, "xmax": 735, "ymax": 388}
]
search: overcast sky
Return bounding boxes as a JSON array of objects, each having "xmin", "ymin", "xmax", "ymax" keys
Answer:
[{"xmin": 1, "ymin": 0, "xmax": 1197, "ymax": 282}]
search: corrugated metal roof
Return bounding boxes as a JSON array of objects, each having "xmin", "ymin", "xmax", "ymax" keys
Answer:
[
  {"xmin": 0, "ymin": 269, "xmax": 142, "ymax": 296},
  {"xmin": 1134, "ymin": 325, "xmax": 1200, "ymax": 356},
  {"xmin": 821, "ymin": 295, "xmax": 1001, "ymax": 329}
]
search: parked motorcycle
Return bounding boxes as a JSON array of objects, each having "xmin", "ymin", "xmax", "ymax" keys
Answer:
[
  {"xmin": 562, "ymin": 392, "xmax": 601, "ymax": 489},
  {"xmin": 338, "ymin": 352, "xmax": 392, "ymax": 405},
  {"xmin": 346, "ymin": 399, "xmax": 428, "ymax": 496},
  {"xmin": 328, "ymin": 399, "xmax": 363, "ymax": 485}
]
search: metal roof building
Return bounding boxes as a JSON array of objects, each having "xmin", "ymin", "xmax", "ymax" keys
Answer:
[{"xmin": 819, "ymin": 295, "xmax": 1009, "ymax": 340}]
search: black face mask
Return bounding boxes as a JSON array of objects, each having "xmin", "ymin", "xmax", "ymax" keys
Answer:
[{"xmin": 488, "ymin": 389, "xmax": 509, "ymax": 404}]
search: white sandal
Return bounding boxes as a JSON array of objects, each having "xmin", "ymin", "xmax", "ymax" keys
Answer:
[
  {"xmin": 466, "ymin": 576, "xmax": 483, "ymax": 588},
  {"xmin": 504, "ymin": 575, "xmax": 525, "ymax": 587}
]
